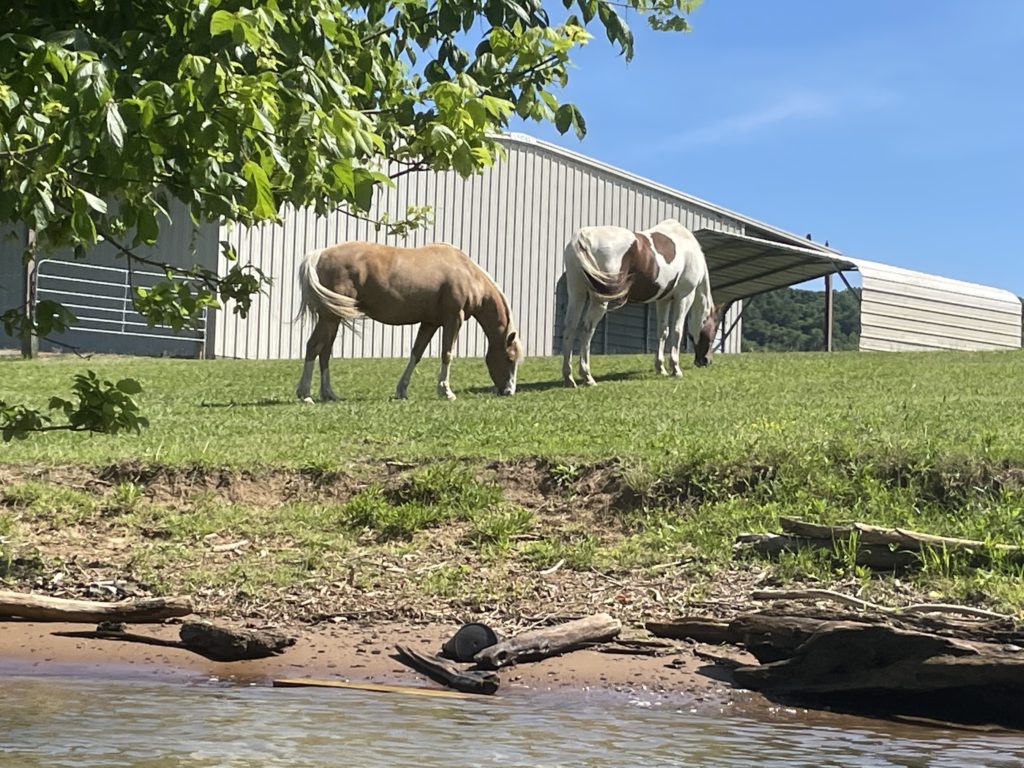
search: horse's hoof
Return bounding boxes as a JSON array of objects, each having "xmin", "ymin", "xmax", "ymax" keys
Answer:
[
  {"xmin": 671, "ymin": 369, "xmax": 683, "ymax": 378},
  {"xmin": 301, "ymin": 396, "xmax": 315, "ymax": 404},
  {"xmin": 583, "ymin": 378, "xmax": 597, "ymax": 387},
  {"xmin": 563, "ymin": 378, "xmax": 577, "ymax": 389}
]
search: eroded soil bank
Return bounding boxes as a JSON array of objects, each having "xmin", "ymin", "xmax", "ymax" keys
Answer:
[{"xmin": 1, "ymin": 457, "xmax": 1021, "ymax": 710}]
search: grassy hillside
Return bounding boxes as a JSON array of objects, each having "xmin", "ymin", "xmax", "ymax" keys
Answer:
[
  {"xmin": 2, "ymin": 350, "xmax": 1022, "ymax": 467},
  {"xmin": 3, "ymin": 350, "xmax": 1024, "ymax": 620}
]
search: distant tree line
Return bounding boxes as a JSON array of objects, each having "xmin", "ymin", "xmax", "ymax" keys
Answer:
[{"xmin": 740, "ymin": 286, "xmax": 861, "ymax": 352}]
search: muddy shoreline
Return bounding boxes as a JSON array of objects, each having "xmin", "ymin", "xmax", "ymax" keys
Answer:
[{"xmin": 0, "ymin": 617, "xmax": 768, "ymax": 713}]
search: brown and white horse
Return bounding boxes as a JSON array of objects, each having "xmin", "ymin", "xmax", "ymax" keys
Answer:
[
  {"xmin": 561, "ymin": 218, "xmax": 719, "ymax": 387},
  {"xmin": 296, "ymin": 242, "xmax": 523, "ymax": 401}
]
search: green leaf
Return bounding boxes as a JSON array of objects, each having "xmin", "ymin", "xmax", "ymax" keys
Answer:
[
  {"xmin": 242, "ymin": 160, "xmax": 277, "ymax": 220},
  {"xmin": 116, "ymin": 378, "xmax": 143, "ymax": 395},
  {"xmin": 105, "ymin": 102, "xmax": 126, "ymax": 150},
  {"xmin": 210, "ymin": 10, "xmax": 236, "ymax": 37},
  {"xmin": 80, "ymin": 190, "xmax": 108, "ymax": 214},
  {"xmin": 555, "ymin": 103, "xmax": 574, "ymax": 134}
]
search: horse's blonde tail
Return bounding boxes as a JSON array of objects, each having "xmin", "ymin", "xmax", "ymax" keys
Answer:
[
  {"xmin": 566, "ymin": 233, "xmax": 630, "ymax": 305},
  {"xmin": 296, "ymin": 248, "xmax": 363, "ymax": 330}
]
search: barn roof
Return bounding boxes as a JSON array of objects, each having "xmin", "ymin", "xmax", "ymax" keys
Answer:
[
  {"xmin": 693, "ymin": 230, "xmax": 856, "ymax": 306},
  {"xmin": 501, "ymin": 133, "xmax": 856, "ymax": 304}
]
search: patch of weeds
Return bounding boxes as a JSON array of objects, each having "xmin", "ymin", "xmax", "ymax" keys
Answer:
[
  {"xmin": 549, "ymin": 462, "xmax": 580, "ymax": 496},
  {"xmin": 390, "ymin": 463, "xmax": 502, "ymax": 518},
  {"xmin": 0, "ymin": 512, "xmax": 16, "ymax": 577},
  {"xmin": 520, "ymin": 533, "xmax": 601, "ymax": 570},
  {"xmin": 103, "ymin": 481, "xmax": 146, "ymax": 516},
  {"xmin": 611, "ymin": 516, "xmax": 697, "ymax": 569},
  {"xmin": 421, "ymin": 563, "xmax": 470, "ymax": 597},
  {"xmin": 1, "ymin": 482, "xmax": 97, "ymax": 527},
  {"xmin": 466, "ymin": 507, "xmax": 534, "ymax": 550},
  {"xmin": 343, "ymin": 486, "xmax": 448, "ymax": 541}
]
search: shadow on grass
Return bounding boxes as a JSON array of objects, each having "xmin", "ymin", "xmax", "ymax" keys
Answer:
[
  {"xmin": 198, "ymin": 398, "xmax": 301, "ymax": 408},
  {"xmin": 464, "ymin": 369, "xmax": 653, "ymax": 395}
]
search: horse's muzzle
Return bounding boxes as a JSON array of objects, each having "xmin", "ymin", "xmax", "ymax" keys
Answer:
[{"xmin": 694, "ymin": 357, "xmax": 712, "ymax": 368}]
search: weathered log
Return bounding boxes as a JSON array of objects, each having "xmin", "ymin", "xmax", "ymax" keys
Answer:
[
  {"xmin": 779, "ymin": 517, "xmax": 1024, "ymax": 563},
  {"xmin": 473, "ymin": 613, "xmax": 621, "ymax": 669},
  {"xmin": 734, "ymin": 532, "xmax": 920, "ymax": 571},
  {"xmin": 731, "ymin": 621, "xmax": 1024, "ymax": 695},
  {"xmin": 178, "ymin": 620, "xmax": 295, "ymax": 661},
  {"xmin": 0, "ymin": 590, "xmax": 193, "ymax": 623},
  {"xmin": 729, "ymin": 613, "xmax": 844, "ymax": 663},
  {"xmin": 394, "ymin": 644, "xmax": 499, "ymax": 695},
  {"xmin": 645, "ymin": 618, "xmax": 738, "ymax": 645}
]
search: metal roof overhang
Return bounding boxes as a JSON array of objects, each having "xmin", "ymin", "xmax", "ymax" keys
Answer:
[{"xmin": 693, "ymin": 230, "xmax": 857, "ymax": 306}]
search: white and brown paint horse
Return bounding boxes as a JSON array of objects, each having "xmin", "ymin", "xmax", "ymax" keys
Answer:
[
  {"xmin": 561, "ymin": 218, "xmax": 719, "ymax": 387},
  {"xmin": 296, "ymin": 242, "xmax": 523, "ymax": 401}
]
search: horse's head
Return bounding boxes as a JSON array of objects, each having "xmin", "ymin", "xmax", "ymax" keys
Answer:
[
  {"xmin": 487, "ymin": 330, "xmax": 523, "ymax": 395},
  {"xmin": 693, "ymin": 303, "xmax": 721, "ymax": 368}
]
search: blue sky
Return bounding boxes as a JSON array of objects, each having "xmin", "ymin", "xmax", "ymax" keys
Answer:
[{"xmin": 510, "ymin": 1, "xmax": 1024, "ymax": 295}]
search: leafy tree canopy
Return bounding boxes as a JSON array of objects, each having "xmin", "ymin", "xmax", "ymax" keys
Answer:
[
  {"xmin": 0, "ymin": 0, "xmax": 701, "ymax": 439},
  {"xmin": 742, "ymin": 286, "xmax": 861, "ymax": 353}
]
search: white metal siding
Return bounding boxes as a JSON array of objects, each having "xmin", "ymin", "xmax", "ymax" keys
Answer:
[
  {"xmin": 215, "ymin": 134, "xmax": 746, "ymax": 360},
  {"xmin": 855, "ymin": 259, "xmax": 1022, "ymax": 352},
  {"xmin": 0, "ymin": 202, "xmax": 217, "ymax": 354}
]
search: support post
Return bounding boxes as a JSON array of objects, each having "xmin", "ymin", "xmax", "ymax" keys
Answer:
[
  {"xmin": 21, "ymin": 228, "xmax": 37, "ymax": 359},
  {"xmin": 823, "ymin": 273, "xmax": 834, "ymax": 352}
]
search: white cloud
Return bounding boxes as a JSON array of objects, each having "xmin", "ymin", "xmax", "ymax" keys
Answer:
[{"xmin": 661, "ymin": 86, "xmax": 895, "ymax": 150}]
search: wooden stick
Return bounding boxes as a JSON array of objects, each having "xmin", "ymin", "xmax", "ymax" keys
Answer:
[
  {"xmin": 0, "ymin": 591, "xmax": 193, "ymax": 623},
  {"xmin": 272, "ymin": 678, "xmax": 480, "ymax": 699},
  {"xmin": 751, "ymin": 589, "xmax": 1016, "ymax": 622},
  {"xmin": 51, "ymin": 630, "xmax": 186, "ymax": 649},
  {"xmin": 473, "ymin": 613, "xmax": 621, "ymax": 669}
]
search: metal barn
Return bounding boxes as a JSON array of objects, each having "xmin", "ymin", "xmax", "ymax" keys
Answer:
[{"xmin": 2, "ymin": 133, "xmax": 1021, "ymax": 358}]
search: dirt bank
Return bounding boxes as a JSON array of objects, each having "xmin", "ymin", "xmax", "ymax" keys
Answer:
[{"xmin": 0, "ymin": 617, "xmax": 769, "ymax": 714}]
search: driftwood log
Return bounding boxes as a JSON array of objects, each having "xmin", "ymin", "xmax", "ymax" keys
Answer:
[
  {"xmin": 178, "ymin": 620, "xmax": 295, "ymax": 661},
  {"xmin": 394, "ymin": 644, "xmax": 500, "ymax": 695},
  {"xmin": 780, "ymin": 516, "xmax": 1024, "ymax": 563},
  {"xmin": 473, "ymin": 613, "xmax": 621, "ymax": 669},
  {"xmin": 51, "ymin": 620, "xmax": 296, "ymax": 661},
  {"xmin": 734, "ymin": 533, "xmax": 920, "ymax": 571},
  {"xmin": 644, "ymin": 618, "xmax": 737, "ymax": 645},
  {"xmin": 0, "ymin": 590, "xmax": 193, "ymax": 623}
]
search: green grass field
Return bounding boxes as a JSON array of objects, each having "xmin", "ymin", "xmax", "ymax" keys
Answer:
[
  {"xmin": 3, "ymin": 349, "xmax": 1023, "ymax": 467},
  {"xmin": 3, "ymin": 349, "xmax": 1024, "ymax": 619}
]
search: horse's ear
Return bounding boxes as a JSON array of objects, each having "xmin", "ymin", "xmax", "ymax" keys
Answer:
[{"xmin": 506, "ymin": 330, "xmax": 518, "ymax": 347}]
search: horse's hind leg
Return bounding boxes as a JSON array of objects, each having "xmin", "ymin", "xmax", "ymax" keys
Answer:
[
  {"xmin": 297, "ymin": 317, "xmax": 340, "ymax": 402},
  {"xmin": 436, "ymin": 312, "xmax": 464, "ymax": 400},
  {"xmin": 395, "ymin": 323, "xmax": 438, "ymax": 400},
  {"xmin": 577, "ymin": 300, "xmax": 607, "ymax": 386}
]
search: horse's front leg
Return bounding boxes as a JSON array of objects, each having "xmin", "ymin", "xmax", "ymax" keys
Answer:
[
  {"xmin": 577, "ymin": 300, "xmax": 607, "ymax": 386},
  {"xmin": 297, "ymin": 317, "xmax": 340, "ymax": 402},
  {"xmin": 436, "ymin": 312, "xmax": 464, "ymax": 400},
  {"xmin": 653, "ymin": 298, "xmax": 671, "ymax": 376},
  {"xmin": 394, "ymin": 323, "xmax": 438, "ymax": 400},
  {"xmin": 667, "ymin": 294, "xmax": 694, "ymax": 378}
]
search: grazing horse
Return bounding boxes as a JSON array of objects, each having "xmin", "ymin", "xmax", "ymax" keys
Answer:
[
  {"xmin": 296, "ymin": 242, "xmax": 523, "ymax": 401},
  {"xmin": 561, "ymin": 218, "xmax": 719, "ymax": 387}
]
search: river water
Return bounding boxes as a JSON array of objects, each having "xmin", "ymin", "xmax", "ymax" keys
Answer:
[{"xmin": 3, "ymin": 674, "xmax": 1024, "ymax": 767}]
